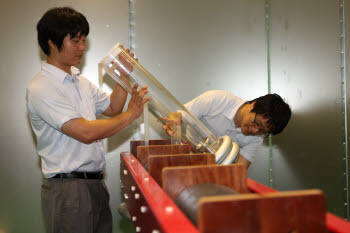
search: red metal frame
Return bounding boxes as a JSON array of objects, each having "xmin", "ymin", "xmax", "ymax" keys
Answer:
[
  {"xmin": 122, "ymin": 152, "xmax": 350, "ymax": 233},
  {"xmin": 247, "ymin": 178, "xmax": 350, "ymax": 233},
  {"xmin": 122, "ymin": 152, "xmax": 199, "ymax": 233}
]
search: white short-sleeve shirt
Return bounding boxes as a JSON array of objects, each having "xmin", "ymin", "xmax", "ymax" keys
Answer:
[
  {"xmin": 26, "ymin": 62, "xmax": 110, "ymax": 178},
  {"xmin": 184, "ymin": 90, "xmax": 263, "ymax": 163}
]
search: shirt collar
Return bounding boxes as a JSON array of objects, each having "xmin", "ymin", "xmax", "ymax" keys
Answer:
[
  {"xmin": 226, "ymin": 99, "xmax": 245, "ymax": 122},
  {"xmin": 41, "ymin": 61, "xmax": 81, "ymax": 83},
  {"xmin": 70, "ymin": 66, "xmax": 81, "ymax": 78}
]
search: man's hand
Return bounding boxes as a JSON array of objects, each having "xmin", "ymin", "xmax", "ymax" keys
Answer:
[
  {"xmin": 118, "ymin": 47, "xmax": 136, "ymax": 81},
  {"xmin": 126, "ymin": 83, "xmax": 149, "ymax": 120},
  {"xmin": 104, "ymin": 47, "xmax": 138, "ymax": 117},
  {"xmin": 236, "ymin": 154, "xmax": 251, "ymax": 169},
  {"xmin": 161, "ymin": 112, "xmax": 182, "ymax": 136},
  {"xmin": 110, "ymin": 47, "xmax": 136, "ymax": 90}
]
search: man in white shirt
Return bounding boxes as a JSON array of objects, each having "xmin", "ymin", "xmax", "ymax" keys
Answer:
[
  {"xmin": 163, "ymin": 90, "xmax": 291, "ymax": 169},
  {"xmin": 26, "ymin": 7, "xmax": 148, "ymax": 233}
]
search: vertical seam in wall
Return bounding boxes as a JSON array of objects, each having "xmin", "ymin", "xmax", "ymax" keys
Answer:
[
  {"xmin": 129, "ymin": 0, "xmax": 139, "ymax": 140},
  {"xmin": 339, "ymin": 0, "xmax": 349, "ymax": 219},
  {"xmin": 265, "ymin": 0, "xmax": 274, "ymax": 188},
  {"xmin": 129, "ymin": 0, "xmax": 135, "ymax": 53}
]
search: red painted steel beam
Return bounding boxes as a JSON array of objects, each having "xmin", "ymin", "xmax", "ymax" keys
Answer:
[
  {"xmin": 121, "ymin": 152, "xmax": 199, "ymax": 233},
  {"xmin": 247, "ymin": 178, "xmax": 350, "ymax": 233},
  {"xmin": 326, "ymin": 213, "xmax": 350, "ymax": 233},
  {"xmin": 121, "ymin": 151, "xmax": 350, "ymax": 233},
  {"xmin": 247, "ymin": 178, "xmax": 278, "ymax": 194}
]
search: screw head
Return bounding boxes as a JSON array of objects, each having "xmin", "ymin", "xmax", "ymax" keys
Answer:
[{"xmin": 141, "ymin": 206, "xmax": 148, "ymax": 213}]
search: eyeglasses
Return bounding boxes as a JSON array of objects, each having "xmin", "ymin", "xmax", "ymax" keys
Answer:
[{"xmin": 252, "ymin": 113, "xmax": 270, "ymax": 137}]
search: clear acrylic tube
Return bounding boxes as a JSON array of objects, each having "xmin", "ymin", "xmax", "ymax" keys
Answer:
[{"xmin": 99, "ymin": 43, "xmax": 239, "ymax": 164}]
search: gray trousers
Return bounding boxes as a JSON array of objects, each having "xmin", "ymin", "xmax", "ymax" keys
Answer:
[{"xmin": 41, "ymin": 178, "xmax": 112, "ymax": 233}]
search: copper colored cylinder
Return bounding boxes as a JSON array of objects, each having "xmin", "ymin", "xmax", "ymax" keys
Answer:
[{"xmin": 175, "ymin": 183, "xmax": 237, "ymax": 225}]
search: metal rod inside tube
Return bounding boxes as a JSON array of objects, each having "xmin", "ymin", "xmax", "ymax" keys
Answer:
[
  {"xmin": 171, "ymin": 125, "xmax": 182, "ymax": 145},
  {"xmin": 143, "ymin": 102, "xmax": 149, "ymax": 145}
]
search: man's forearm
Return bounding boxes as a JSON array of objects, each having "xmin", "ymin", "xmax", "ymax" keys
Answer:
[
  {"xmin": 64, "ymin": 83, "xmax": 148, "ymax": 144},
  {"xmin": 106, "ymin": 83, "xmax": 128, "ymax": 116},
  {"xmin": 62, "ymin": 111, "xmax": 136, "ymax": 144}
]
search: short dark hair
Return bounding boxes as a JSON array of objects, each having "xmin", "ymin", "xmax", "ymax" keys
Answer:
[
  {"xmin": 248, "ymin": 93, "xmax": 291, "ymax": 135},
  {"xmin": 37, "ymin": 7, "xmax": 89, "ymax": 55}
]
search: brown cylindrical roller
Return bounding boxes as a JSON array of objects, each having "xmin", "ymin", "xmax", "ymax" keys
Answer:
[{"xmin": 175, "ymin": 183, "xmax": 237, "ymax": 225}]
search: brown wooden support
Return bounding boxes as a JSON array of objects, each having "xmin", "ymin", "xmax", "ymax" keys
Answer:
[
  {"xmin": 148, "ymin": 153, "xmax": 215, "ymax": 187},
  {"xmin": 198, "ymin": 190, "xmax": 327, "ymax": 233},
  {"xmin": 136, "ymin": 144, "xmax": 191, "ymax": 169},
  {"xmin": 162, "ymin": 164, "xmax": 249, "ymax": 200},
  {"xmin": 130, "ymin": 139, "xmax": 171, "ymax": 157}
]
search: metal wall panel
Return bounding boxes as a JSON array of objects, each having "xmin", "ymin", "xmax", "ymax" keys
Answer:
[
  {"xmin": 270, "ymin": 0, "xmax": 345, "ymax": 216},
  {"xmin": 345, "ymin": 0, "xmax": 350, "ymax": 219},
  {"xmin": 134, "ymin": 0, "xmax": 271, "ymax": 184},
  {"xmin": 134, "ymin": 0, "xmax": 349, "ymax": 218},
  {"xmin": 134, "ymin": 0, "xmax": 267, "ymax": 102}
]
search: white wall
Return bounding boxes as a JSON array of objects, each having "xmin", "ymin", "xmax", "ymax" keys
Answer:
[{"xmin": 0, "ymin": 0, "xmax": 132, "ymax": 232}]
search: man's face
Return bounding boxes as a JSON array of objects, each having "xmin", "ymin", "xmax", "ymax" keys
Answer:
[
  {"xmin": 53, "ymin": 33, "xmax": 87, "ymax": 67},
  {"xmin": 240, "ymin": 110, "xmax": 270, "ymax": 136}
]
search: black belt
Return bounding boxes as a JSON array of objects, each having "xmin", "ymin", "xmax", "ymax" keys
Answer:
[{"xmin": 51, "ymin": 171, "xmax": 103, "ymax": 179}]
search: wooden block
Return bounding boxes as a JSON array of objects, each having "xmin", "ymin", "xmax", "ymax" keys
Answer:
[
  {"xmin": 198, "ymin": 190, "xmax": 327, "ymax": 233},
  {"xmin": 148, "ymin": 153, "xmax": 216, "ymax": 187},
  {"xmin": 137, "ymin": 144, "xmax": 191, "ymax": 169},
  {"xmin": 162, "ymin": 164, "xmax": 249, "ymax": 199},
  {"xmin": 130, "ymin": 139, "xmax": 171, "ymax": 157}
]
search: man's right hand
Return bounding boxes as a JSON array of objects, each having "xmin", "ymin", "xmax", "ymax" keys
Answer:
[
  {"xmin": 126, "ymin": 83, "xmax": 149, "ymax": 120},
  {"xmin": 161, "ymin": 112, "xmax": 182, "ymax": 136}
]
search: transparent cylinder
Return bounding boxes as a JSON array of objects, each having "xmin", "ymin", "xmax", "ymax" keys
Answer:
[{"xmin": 100, "ymin": 43, "xmax": 239, "ymax": 163}]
